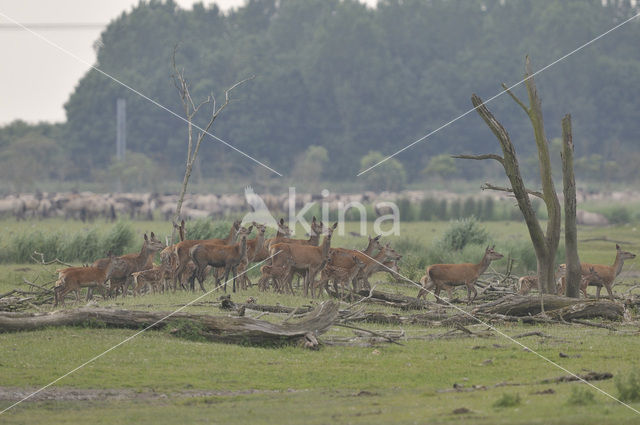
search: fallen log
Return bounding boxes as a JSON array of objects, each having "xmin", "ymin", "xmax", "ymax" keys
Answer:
[
  {"xmin": 545, "ymin": 301, "xmax": 624, "ymax": 322},
  {"xmin": 474, "ymin": 294, "xmax": 597, "ymax": 316},
  {"xmin": 344, "ymin": 311, "xmax": 448, "ymax": 326},
  {"xmin": 0, "ymin": 301, "xmax": 339, "ymax": 347}
]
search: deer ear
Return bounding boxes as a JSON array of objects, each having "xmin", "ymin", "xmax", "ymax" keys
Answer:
[
  {"xmin": 616, "ymin": 244, "xmax": 621, "ymax": 250},
  {"xmin": 181, "ymin": 219, "xmax": 185, "ymax": 226},
  {"xmin": 332, "ymin": 222, "xmax": 338, "ymax": 229},
  {"xmin": 312, "ymin": 216, "xmax": 317, "ymax": 223},
  {"xmin": 280, "ymin": 218, "xmax": 284, "ymax": 225},
  {"xmin": 151, "ymin": 232, "xmax": 155, "ymax": 238},
  {"xmin": 144, "ymin": 234, "xmax": 148, "ymax": 241},
  {"xmin": 374, "ymin": 235, "xmax": 381, "ymax": 241}
]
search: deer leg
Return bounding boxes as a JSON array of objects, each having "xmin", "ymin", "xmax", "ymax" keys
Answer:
[
  {"xmin": 604, "ymin": 283, "xmax": 615, "ymax": 301},
  {"xmin": 232, "ymin": 266, "xmax": 238, "ymax": 293},
  {"xmin": 434, "ymin": 284, "xmax": 443, "ymax": 304},
  {"xmin": 596, "ymin": 284, "xmax": 602, "ymax": 301}
]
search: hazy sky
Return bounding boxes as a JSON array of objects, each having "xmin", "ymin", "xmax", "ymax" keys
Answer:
[{"xmin": 0, "ymin": 0, "xmax": 374, "ymax": 125}]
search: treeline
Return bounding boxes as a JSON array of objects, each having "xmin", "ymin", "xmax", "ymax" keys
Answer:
[{"xmin": 2, "ymin": 0, "xmax": 640, "ymax": 190}]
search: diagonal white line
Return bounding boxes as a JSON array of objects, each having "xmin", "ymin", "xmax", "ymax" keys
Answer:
[
  {"xmin": 0, "ymin": 251, "xmax": 281, "ymax": 415},
  {"xmin": 0, "ymin": 11, "xmax": 282, "ymax": 177},
  {"xmin": 357, "ymin": 11, "xmax": 640, "ymax": 176},
  {"xmin": 358, "ymin": 251, "xmax": 640, "ymax": 415}
]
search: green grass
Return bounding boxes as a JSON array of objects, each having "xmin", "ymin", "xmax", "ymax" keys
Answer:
[{"xmin": 1, "ymin": 217, "xmax": 639, "ymax": 424}]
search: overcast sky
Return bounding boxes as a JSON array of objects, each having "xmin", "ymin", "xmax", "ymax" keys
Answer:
[{"xmin": 0, "ymin": 0, "xmax": 374, "ymax": 125}]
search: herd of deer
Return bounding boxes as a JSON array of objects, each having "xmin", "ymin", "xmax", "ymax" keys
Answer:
[
  {"xmin": 53, "ymin": 217, "xmax": 403, "ymax": 305},
  {"xmin": 52, "ymin": 218, "xmax": 636, "ymax": 307}
]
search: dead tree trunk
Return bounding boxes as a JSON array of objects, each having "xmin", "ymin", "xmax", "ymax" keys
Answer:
[
  {"xmin": 454, "ymin": 56, "xmax": 561, "ymax": 293},
  {"xmin": 561, "ymin": 114, "xmax": 581, "ymax": 298},
  {"xmin": 170, "ymin": 47, "xmax": 251, "ymax": 243},
  {"xmin": 0, "ymin": 302, "xmax": 339, "ymax": 347}
]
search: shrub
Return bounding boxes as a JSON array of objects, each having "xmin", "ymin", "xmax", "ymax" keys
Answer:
[
  {"xmin": 438, "ymin": 217, "xmax": 489, "ymax": 251},
  {"xmin": 419, "ymin": 198, "xmax": 435, "ymax": 221},
  {"xmin": 397, "ymin": 198, "xmax": 413, "ymax": 222},
  {"xmin": 101, "ymin": 222, "xmax": 135, "ymax": 256},
  {"xmin": 607, "ymin": 207, "xmax": 631, "ymax": 224},
  {"xmin": 616, "ymin": 368, "xmax": 640, "ymax": 402},
  {"xmin": 567, "ymin": 387, "xmax": 595, "ymax": 406},
  {"xmin": 185, "ymin": 219, "xmax": 232, "ymax": 241},
  {"xmin": 493, "ymin": 393, "xmax": 521, "ymax": 408}
]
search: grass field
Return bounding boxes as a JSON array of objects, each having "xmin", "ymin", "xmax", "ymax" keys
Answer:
[{"xmin": 1, "ymin": 217, "xmax": 640, "ymax": 424}]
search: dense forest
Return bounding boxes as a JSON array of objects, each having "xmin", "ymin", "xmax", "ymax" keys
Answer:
[{"xmin": 1, "ymin": 0, "xmax": 640, "ymax": 191}]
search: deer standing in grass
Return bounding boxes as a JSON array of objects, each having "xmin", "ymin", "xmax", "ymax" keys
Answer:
[
  {"xmin": 171, "ymin": 220, "xmax": 241, "ymax": 292},
  {"xmin": 103, "ymin": 233, "xmax": 165, "ymax": 297},
  {"xmin": 579, "ymin": 244, "xmax": 636, "ymax": 300},
  {"xmin": 190, "ymin": 225, "xmax": 252, "ymax": 292},
  {"xmin": 257, "ymin": 257, "xmax": 295, "ymax": 292},
  {"xmin": 417, "ymin": 246, "xmax": 504, "ymax": 304},
  {"xmin": 54, "ymin": 253, "xmax": 115, "ymax": 306},
  {"xmin": 235, "ymin": 223, "xmax": 266, "ymax": 290},
  {"xmin": 269, "ymin": 222, "xmax": 337, "ymax": 297}
]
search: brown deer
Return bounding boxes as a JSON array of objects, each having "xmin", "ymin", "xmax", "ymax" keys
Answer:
[
  {"xmin": 358, "ymin": 244, "xmax": 402, "ymax": 290},
  {"xmin": 190, "ymin": 226, "xmax": 252, "ymax": 292},
  {"xmin": 232, "ymin": 223, "xmax": 267, "ymax": 290},
  {"xmin": 257, "ymin": 257, "xmax": 295, "ymax": 293},
  {"xmin": 54, "ymin": 253, "xmax": 115, "ymax": 306},
  {"xmin": 103, "ymin": 232, "xmax": 165, "ymax": 297},
  {"xmin": 170, "ymin": 220, "xmax": 240, "ymax": 292},
  {"xmin": 132, "ymin": 262, "xmax": 173, "ymax": 296},
  {"xmin": 314, "ymin": 252, "xmax": 372, "ymax": 297},
  {"xmin": 269, "ymin": 222, "xmax": 338, "ymax": 297},
  {"xmin": 417, "ymin": 246, "xmax": 504, "ymax": 304},
  {"xmin": 518, "ymin": 264, "xmax": 567, "ymax": 296},
  {"xmin": 579, "ymin": 244, "xmax": 636, "ymax": 300}
]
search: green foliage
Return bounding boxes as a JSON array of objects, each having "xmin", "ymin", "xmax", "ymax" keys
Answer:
[
  {"xmin": 422, "ymin": 154, "xmax": 457, "ymax": 178},
  {"xmin": 616, "ymin": 367, "xmax": 640, "ymax": 402},
  {"xmin": 607, "ymin": 207, "xmax": 631, "ymax": 224},
  {"xmin": 493, "ymin": 393, "xmax": 521, "ymax": 408},
  {"xmin": 185, "ymin": 219, "xmax": 233, "ymax": 241},
  {"xmin": 0, "ymin": 222, "xmax": 134, "ymax": 263},
  {"xmin": 101, "ymin": 222, "xmax": 135, "ymax": 256},
  {"xmin": 437, "ymin": 218, "xmax": 488, "ymax": 251},
  {"xmin": 292, "ymin": 145, "xmax": 329, "ymax": 187},
  {"xmin": 359, "ymin": 151, "xmax": 407, "ymax": 191},
  {"xmin": 566, "ymin": 387, "xmax": 596, "ymax": 406}
]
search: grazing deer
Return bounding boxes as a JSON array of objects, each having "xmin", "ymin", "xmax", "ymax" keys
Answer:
[
  {"xmin": 171, "ymin": 219, "xmax": 241, "ymax": 292},
  {"xmin": 579, "ymin": 244, "xmax": 636, "ymax": 300},
  {"xmin": 417, "ymin": 245, "xmax": 504, "ymax": 304},
  {"xmin": 103, "ymin": 232, "xmax": 165, "ymax": 297},
  {"xmin": 190, "ymin": 226, "xmax": 252, "ymax": 293},
  {"xmin": 54, "ymin": 253, "xmax": 114, "ymax": 306},
  {"xmin": 269, "ymin": 222, "xmax": 338, "ymax": 297}
]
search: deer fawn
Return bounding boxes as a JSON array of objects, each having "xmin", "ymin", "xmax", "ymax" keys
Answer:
[
  {"xmin": 417, "ymin": 245, "xmax": 504, "ymax": 304},
  {"xmin": 518, "ymin": 264, "xmax": 566, "ymax": 296},
  {"xmin": 579, "ymin": 244, "xmax": 636, "ymax": 300}
]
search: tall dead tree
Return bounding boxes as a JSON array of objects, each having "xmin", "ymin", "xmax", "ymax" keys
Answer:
[
  {"xmin": 170, "ymin": 47, "xmax": 252, "ymax": 243},
  {"xmin": 454, "ymin": 56, "xmax": 579, "ymax": 294},
  {"xmin": 561, "ymin": 114, "xmax": 581, "ymax": 297}
]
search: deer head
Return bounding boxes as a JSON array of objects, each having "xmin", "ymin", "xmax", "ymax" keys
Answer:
[
  {"xmin": 617, "ymin": 244, "xmax": 637, "ymax": 261},
  {"xmin": 485, "ymin": 245, "xmax": 504, "ymax": 261}
]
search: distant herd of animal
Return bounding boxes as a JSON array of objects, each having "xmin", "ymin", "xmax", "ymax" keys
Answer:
[{"xmin": 53, "ymin": 219, "xmax": 636, "ymax": 306}]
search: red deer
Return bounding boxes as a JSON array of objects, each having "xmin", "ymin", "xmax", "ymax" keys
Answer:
[
  {"xmin": 54, "ymin": 253, "xmax": 114, "ymax": 306},
  {"xmin": 190, "ymin": 226, "xmax": 252, "ymax": 292},
  {"xmin": 102, "ymin": 233, "xmax": 165, "ymax": 297},
  {"xmin": 171, "ymin": 220, "xmax": 240, "ymax": 291},
  {"xmin": 269, "ymin": 222, "xmax": 338, "ymax": 297},
  {"xmin": 417, "ymin": 246, "xmax": 504, "ymax": 304},
  {"xmin": 579, "ymin": 244, "xmax": 636, "ymax": 300}
]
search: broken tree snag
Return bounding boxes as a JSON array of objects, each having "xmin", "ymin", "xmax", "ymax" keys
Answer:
[
  {"xmin": 0, "ymin": 301, "xmax": 339, "ymax": 347},
  {"xmin": 561, "ymin": 113, "xmax": 581, "ymax": 298}
]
